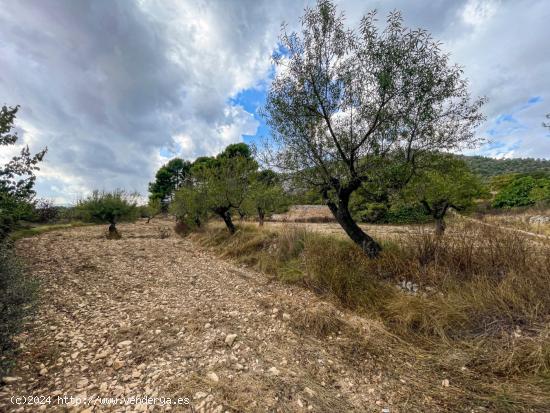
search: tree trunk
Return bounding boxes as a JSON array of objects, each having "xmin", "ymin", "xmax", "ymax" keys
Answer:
[
  {"xmin": 258, "ymin": 208, "xmax": 265, "ymax": 226},
  {"xmin": 214, "ymin": 208, "xmax": 235, "ymax": 234},
  {"xmin": 222, "ymin": 210, "xmax": 236, "ymax": 234},
  {"xmin": 107, "ymin": 221, "xmax": 121, "ymax": 239},
  {"xmin": 423, "ymin": 200, "xmax": 449, "ymax": 237},
  {"xmin": 327, "ymin": 197, "xmax": 381, "ymax": 258},
  {"xmin": 433, "ymin": 201, "xmax": 449, "ymax": 237},
  {"xmin": 435, "ymin": 216, "xmax": 446, "ymax": 236}
]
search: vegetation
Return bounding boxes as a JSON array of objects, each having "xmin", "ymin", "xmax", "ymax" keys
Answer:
[
  {"xmin": 0, "ymin": 104, "xmax": 44, "ymax": 375},
  {"xmin": 193, "ymin": 221, "xmax": 550, "ymax": 411},
  {"xmin": 169, "ymin": 143, "xmax": 289, "ymax": 233},
  {"xmin": 10, "ymin": 222, "xmax": 91, "ymax": 241},
  {"xmin": 3, "ymin": 1, "xmax": 549, "ymax": 407},
  {"xmin": 148, "ymin": 158, "xmax": 191, "ymax": 210},
  {"xmin": 190, "ymin": 144, "xmax": 257, "ymax": 233},
  {"xmin": 243, "ymin": 170, "xmax": 288, "ymax": 226},
  {"xmin": 461, "ymin": 155, "xmax": 550, "ymax": 178},
  {"xmin": 0, "ymin": 105, "xmax": 47, "ymax": 241},
  {"xmin": 403, "ymin": 154, "xmax": 485, "ymax": 234},
  {"xmin": 75, "ymin": 190, "xmax": 138, "ymax": 238},
  {"xmin": 0, "ymin": 243, "xmax": 38, "ymax": 376},
  {"xmin": 492, "ymin": 174, "xmax": 550, "ymax": 208},
  {"xmin": 30, "ymin": 199, "xmax": 60, "ymax": 224},
  {"xmin": 263, "ymin": 0, "xmax": 485, "ymax": 257},
  {"xmin": 141, "ymin": 198, "xmax": 162, "ymax": 223},
  {"xmin": 170, "ymin": 185, "xmax": 207, "ymax": 232}
]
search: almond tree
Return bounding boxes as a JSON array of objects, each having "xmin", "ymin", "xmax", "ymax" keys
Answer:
[
  {"xmin": 402, "ymin": 154, "xmax": 485, "ymax": 235},
  {"xmin": 244, "ymin": 169, "xmax": 288, "ymax": 226},
  {"xmin": 76, "ymin": 190, "xmax": 138, "ymax": 238},
  {"xmin": 179, "ymin": 144, "xmax": 257, "ymax": 234},
  {"xmin": 264, "ymin": 0, "xmax": 485, "ymax": 257}
]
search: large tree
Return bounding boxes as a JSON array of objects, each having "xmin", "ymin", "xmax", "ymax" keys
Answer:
[
  {"xmin": 149, "ymin": 158, "xmax": 191, "ymax": 208},
  {"xmin": 0, "ymin": 105, "xmax": 47, "ymax": 240},
  {"xmin": 264, "ymin": 1, "xmax": 485, "ymax": 257}
]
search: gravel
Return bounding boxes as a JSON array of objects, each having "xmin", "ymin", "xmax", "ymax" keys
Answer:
[{"xmin": 0, "ymin": 220, "xmax": 440, "ymax": 412}]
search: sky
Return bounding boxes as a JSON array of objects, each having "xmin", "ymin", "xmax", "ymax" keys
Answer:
[{"xmin": 0, "ymin": 0, "xmax": 549, "ymax": 204}]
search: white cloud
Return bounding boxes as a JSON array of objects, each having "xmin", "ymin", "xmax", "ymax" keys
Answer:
[
  {"xmin": 0, "ymin": 0, "xmax": 549, "ymax": 204},
  {"xmin": 0, "ymin": 0, "xmax": 301, "ymax": 203},
  {"xmin": 462, "ymin": 0, "xmax": 498, "ymax": 27}
]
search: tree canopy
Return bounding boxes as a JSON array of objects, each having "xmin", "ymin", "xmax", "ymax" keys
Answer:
[
  {"xmin": 171, "ymin": 143, "xmax": 259, "ymax": 234},
  {"xmin": 492, "ymin": 175, "xmax": 550, "ymax": 208},
  {"xmin": 76, "ymin": 190, "xmax": 138, "ymax": 238},
  {"xmin": 461, "ymin": 155, "xmax": 550, "ymax": 179},
  {"xmin": 148, "ymin": 158, "xmax": 191, "ymax": 207},
  {"xmin": 263, "ymin": 0, "xmax": 485, "ymax": 256},
  {"xmin": 243, "ymin": 169, "xmax": 288, "ymax": 225},
  {"xmin": 403, "ymin": 154, "xmax": 484, "ymax": 234}
]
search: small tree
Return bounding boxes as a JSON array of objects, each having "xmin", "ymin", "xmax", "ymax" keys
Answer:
[
  {"xmin": 0, "ymin": 105, "xmax": 47, "ymax": 240},
  {"xmin": 196, "ymin": 147, "xmax": 257, "ymax": 233},
  {"xmin": 263, "ymin": 1, "xmax": 485, "ymax": 257},
  {"xmin": 143, "ymin": 198, "xmax": 161, "ymax": 223},
  {"xmin": 0, "ymin": 105, "xmax": 43, "ymax": 374},
  {"xmin": 170, "ymin": 185, "xmax": 207, "ymax": 231},
  {"xmin": 76, "ymin": 190, "xmax": 138, "ymax": 238},
  {"xmin": 403, "ymin": 154, "xmax": 484, "ymax": 235},
  {"xmin": 244, "ymin": 170, "xmax": 288, "ymax": 225},
  {"xmin": 171, "ymin": 144, "xmax": 257, "ymax": 234}
]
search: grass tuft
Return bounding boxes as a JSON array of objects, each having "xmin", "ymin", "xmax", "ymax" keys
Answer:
[
  {"xmin": 192, "ymin": 221, "xmax": 550, "ymax": 410},
  {"xmin": 10, "ymin": 222, "xmax": 92, "ymax": 241}
]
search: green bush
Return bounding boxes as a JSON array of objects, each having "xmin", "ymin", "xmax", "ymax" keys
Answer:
[
  {"xmin": 385, "ymin": 204, "xmax": 432, "ymax": 224},
  {"xmin": 75, "ymin": 190, "xmax": 138, "ymax": 236},
  {"xmin": 0, "ymin": 243, "xmax": 37, "ymax": 375},
  {"xmin": 351, "ymin": 201, "xmax": 388, "ymax": 223},
  {"xmin": 492, "ymin": 175, "xmax": 550, "ymax": 208},
  {"xmin": 351, "ymin": 200, "xmax": 431, "ymax": 224},
  {"xmin": 30, "ymin": 199, "xmax": 60, "ymax": 223}
]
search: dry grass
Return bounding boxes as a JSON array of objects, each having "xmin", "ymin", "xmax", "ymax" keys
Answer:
[
  {"xmin": 190, "ymin": 221, "xmax": 550, "ymax": 411},
  {"xmin": 477, "ymin": 207, "xmax": 550, "ymax": 237}
]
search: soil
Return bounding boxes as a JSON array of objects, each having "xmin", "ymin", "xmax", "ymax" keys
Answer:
[{"xmin": 0, "ymin": 220, "xmax": 459, "ymax": 412}]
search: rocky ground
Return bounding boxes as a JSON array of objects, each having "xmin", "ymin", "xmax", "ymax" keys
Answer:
[{"xmin": 0, "ymin": 220, "xmax": 452, "ymax": 412}]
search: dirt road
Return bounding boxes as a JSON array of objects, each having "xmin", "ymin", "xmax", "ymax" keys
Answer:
[{"xmin": 0, "ymin": 221, "xmax": 448, "ymax": 412}]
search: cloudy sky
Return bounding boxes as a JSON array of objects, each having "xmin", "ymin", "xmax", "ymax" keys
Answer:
[{"xmin": 1, "ymin": 0, "xmax": 549, "ymax": 203}]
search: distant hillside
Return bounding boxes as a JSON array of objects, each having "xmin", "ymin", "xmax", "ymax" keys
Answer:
[{"xmin": 461, "ymin": 155, "xmax": 550, "ymax": 178}]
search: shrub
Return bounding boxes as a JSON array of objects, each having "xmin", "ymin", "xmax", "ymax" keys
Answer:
[
  {"xmin": 492, "ymin": 175, "xmax": 550, "ymax": 208},
  {"xmin": 75, "ymin": 190, "xmax": 138, "ymax": 237},
  {"xmin": 194, "ymin": 222, "xmax": 550, "ymax": 379},
  {"xmin": 385, "ymin": 204, "xmax": 432, "ymax": 224},
  {"xmin": 31, "ymin": 199, "xmax": 59, "ymax": 223},
  {"xmin": 0, "ymin": 243, "xmax": 37, "ymax": 375}
]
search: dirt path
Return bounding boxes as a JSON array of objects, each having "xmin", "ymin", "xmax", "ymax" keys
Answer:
[
  {"xmin": 450, "ymin": 210, "xmax": 550, "ymax": 241},
  {"xmin": 0, "ymin": 221, "xmax": 450, "ymax": 412}
]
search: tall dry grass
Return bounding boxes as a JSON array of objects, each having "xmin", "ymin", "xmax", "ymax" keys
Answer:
[{"xmin": 190, "ymin": 221, "xmax": 550, "ymax": 410}]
